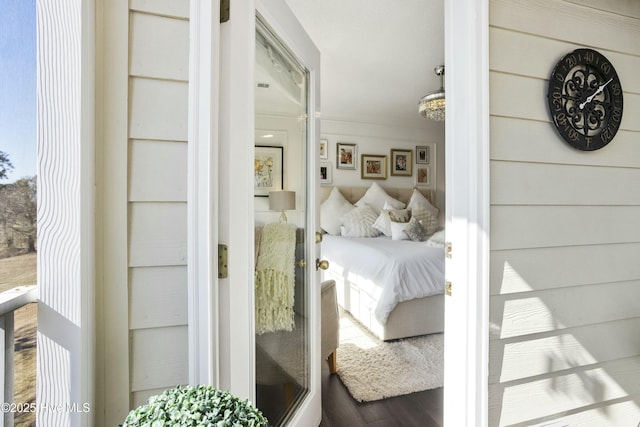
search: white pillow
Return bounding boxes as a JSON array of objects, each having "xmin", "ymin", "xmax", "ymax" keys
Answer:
[
  {"xmin": 355, "ymin": 182, "xmax": 405, "ymax": 213},
  {"xmin": 341, "ymin": 204, "xmax": 381, "ymax": 238},
  {"xmin": 407, "ymin": 189, "xmax": 439, "ymax": 235},
  {"xmin": 426, "ymin": 229, "xmax": 446, "ymax": 247},
  {"xmin": 372, "ymin": 201, "xmax": 395, "ymax": 236},
  {"xmin": 373, "ymin": 211, "xmax": 390, "ymax": 236},
  {"xmin": 320, "ymin": 187, "xmax": 354, "ymax": 235},
  {"xmin": 390, "ymin": 221, "xmax": 410, "ymax": 241}
]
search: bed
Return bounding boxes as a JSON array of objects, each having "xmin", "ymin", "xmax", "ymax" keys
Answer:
[{"xmin": 320, "ymin": 185, "xmax": 445, "ymax": 341}]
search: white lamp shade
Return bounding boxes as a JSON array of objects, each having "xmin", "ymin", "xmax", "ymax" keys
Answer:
[{"xmin": 269, "ymin": 190, "xmax": 296, "ymax": 211}]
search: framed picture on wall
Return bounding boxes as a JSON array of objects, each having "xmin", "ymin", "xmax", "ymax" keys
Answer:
[
  {"xmin": 361, "ymin": 154, "xmax": 387, "ymax": 180},
  {"xmin": 390, "ymin": 149, "xmax": 412, "ymax": 176},
  {"xmin": 254, "ymin": 145, "xmax": 283, "ymax": 197},
  {"xmin": 416, "ymin": 146, "xmax": 430, "ymax": 164},
  {"xmin": 336, "ymin": 142, "xmax": 357, "ymax": 170},
  {"xmin": 320, "ymin": 162, "xmax": 332, "ymax": 184},
  {"xmin": 319, "ymin": 139, "xmax": 329, "ymax": 160},
  {"xmin": 416, "ymin": 166, "xmax": 430, "ymax": 186}
]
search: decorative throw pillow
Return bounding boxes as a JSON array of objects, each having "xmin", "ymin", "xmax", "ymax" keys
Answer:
[
  {"xmin": 390, "ymin": 221, "xmax": 410, "ymax": 241},
  {"xmin": 341, "ymin": 204, "xmax": 381, "ymax": 238},
  {"xmin": 388, "ymin": 205, "xmax": 412, "ymax": 241},
  {"xmin": 389, "ymin": 208, "xmax": 411, "ymax": 223},
  {"xmin": 407, "ymin": 189, "xmax": 439, "ymax": 235},
  {"xmin": 404, "ymin": 216, "xmax": 429, "ymax": 242},
  {"xmin": 372, "ymin": 201, "xmax": 395, "ymax": 236},
  {"xmin": 355, "ymin": 182, "xmax": 405, "ymax": 213},
  {"xmin": 373, "ymin": 211, "xmax": 390, "ymax": 236},
  {"xmin": 426, "ymin": 229, "xmax": 446, "ymax": 247},
  {"xmin": 320, "ymin": 187, "xmax": 354, "ymax": 235}
]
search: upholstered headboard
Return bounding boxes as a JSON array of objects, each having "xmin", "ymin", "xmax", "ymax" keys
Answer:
[{"xmin": 320, "ymin": 186, "xmax": 435, "ymax": 206}]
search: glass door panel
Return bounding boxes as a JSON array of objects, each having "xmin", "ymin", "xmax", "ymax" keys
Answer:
[{"xmin": 254, "ymin": 17, "xmax": 311, "ymax": 427}]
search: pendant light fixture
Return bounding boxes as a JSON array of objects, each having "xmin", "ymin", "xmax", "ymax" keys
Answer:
[{"xmin": 419, "ymin": 65, "xmax": 445, "ymax": 121}]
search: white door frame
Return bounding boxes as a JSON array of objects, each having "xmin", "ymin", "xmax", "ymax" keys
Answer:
[
  {"xmin": 442, "ymin": 0, "xmax": 490, "ymax": 426},
  {"xmin": 189, "ymin": 0, "xmax": 321, "ymax": 425},
  {"xmin": 187, "ymin": 0, "xmax": 221, "ymax": 387},
  {"xmin": 188, "ymin": 0, "xmax": 491, "ymax": 424},
  {"xmin": 253, "ymin": 1, "xmax": 322, "ymax": 424},
  {"xmin": 215, "ymin": 0, "xmax": 257, "ymax": 400}
]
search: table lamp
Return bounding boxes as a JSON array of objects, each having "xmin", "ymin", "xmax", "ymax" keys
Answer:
[{"xmin": 269, "ymin": 190, "xmax": 296, "ymax": 223}]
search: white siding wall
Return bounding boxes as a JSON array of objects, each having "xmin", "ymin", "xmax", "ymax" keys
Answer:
[
  {"xmin": 489, "ymin": 0, "xmax": 640, "ymax": 425},
  {"xmin": 100, "ymin": 0, "xmax": 190, "ymax": 423},
  {"xmin": 128, "ymin": 2, "xmax": 190, "ymax": 409}
]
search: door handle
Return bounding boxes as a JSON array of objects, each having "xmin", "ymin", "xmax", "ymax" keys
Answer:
[
  {"xmin": 315, "ymin": 231, "xmax": 323, "ymax": 244},
  {"xmin": 316, "ymin": 259, "xmax": 329, "ymax": 271}
]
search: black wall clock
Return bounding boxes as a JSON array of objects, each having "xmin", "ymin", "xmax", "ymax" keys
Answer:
[{"xmin": 547, "ymin": 48, "xmax": 623, "ymax": 151}]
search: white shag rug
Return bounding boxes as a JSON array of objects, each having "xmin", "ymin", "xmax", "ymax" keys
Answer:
[{"xmin": 336, "ymin": 310, "xmax": 444, "ymax": 402}]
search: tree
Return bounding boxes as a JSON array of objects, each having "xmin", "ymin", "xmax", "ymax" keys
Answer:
[
  {"xmin": 0, "ymin": 151, "xmax": 14, "ymax": 181},
  {"xmin": 0, "ymin": 176, "xmax": 37, "ymax": 256}
]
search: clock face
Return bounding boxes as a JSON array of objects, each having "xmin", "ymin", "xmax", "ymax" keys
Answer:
[{"xmin": 547, "ymin": 48, "xmax": 623, "ymax": 151}]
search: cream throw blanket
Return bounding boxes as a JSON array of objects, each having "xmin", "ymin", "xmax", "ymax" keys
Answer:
[{"xmin": 255, "ymin": 222, "xmax": 297, "ymax": 334}]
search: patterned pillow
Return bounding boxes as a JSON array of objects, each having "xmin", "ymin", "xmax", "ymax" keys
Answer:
[
  {"xmin": 341, "ymin": 204, "xmax": 381, "ymax": 238},
  {"xmin": 389, "ymin": 208, "xmax": 411, "ymax": 223},
  {"xmin": 404, "ymin": 216, "xmax": 429, "ymax": 242},
  {"xmin": 355, "ymin": 182, "xmax": 405, "ymax": 213},
  {"xmin": 407, "ymin": 189, "xmax": 439, "ymax": 235},
  {"xmin": 388, "ymin": 207, "xmax": 413, "ymax": 240},
  {"xmin": 320, "ymin": 187, "xmax": 354, "ymax": 235}
]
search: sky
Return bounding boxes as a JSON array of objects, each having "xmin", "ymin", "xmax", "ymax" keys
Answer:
[{"xmin": 0, "ymin": 0, "xmax": 36, "ymax": 183}]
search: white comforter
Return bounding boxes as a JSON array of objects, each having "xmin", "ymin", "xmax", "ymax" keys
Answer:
[{"xmin": 322, "ymin": 235, "xmax": 445, "ymax": 324}]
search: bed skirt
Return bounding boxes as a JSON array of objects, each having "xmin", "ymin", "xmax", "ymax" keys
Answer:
[{"xmin": 324, "ymin": 269, "xmax": 444, "ymax": 341}]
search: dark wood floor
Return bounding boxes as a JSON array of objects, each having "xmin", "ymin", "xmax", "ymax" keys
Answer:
[{"xmin": 320, "ymin": 359, "xmax": 443, "ymax": 427}]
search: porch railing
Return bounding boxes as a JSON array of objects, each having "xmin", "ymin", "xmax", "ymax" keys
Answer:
[{"xmin": 0, "ymin": 286, "xmax": 38, "ymax": 427}]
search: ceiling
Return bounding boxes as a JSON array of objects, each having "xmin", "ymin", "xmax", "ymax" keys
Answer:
[{"xmin": 284, "ymin": 0, "xmax": 445, "ymax": 128}]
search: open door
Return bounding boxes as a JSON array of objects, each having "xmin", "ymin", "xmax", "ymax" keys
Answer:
[{"xmin": 217, "ymin": 1, "xmax": 321, "ymax": 426}]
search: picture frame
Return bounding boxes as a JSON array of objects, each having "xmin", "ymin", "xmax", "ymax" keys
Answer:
[
  {"xmin": 336, "ymin": 142, "xmax": 357, "ymax": 170},
  {"xmin": 416, "ymin": 145, "xmax": 430, "ymax": 164},
  {"xmin": 319, "ymin": 139, "xmax": 329, "ymax": 160},
  {"xmin": 254, "ymin": 145, "xmax": 283, "ymax": 197},
  {"xmin": 416, "ymin": 166, "xmax": 431, "ymax": 186},
  {"xmin": 361, "ymin": 154, "xmax": 387, "ymax": 180},
  {"xmin": 390, "ymin": 149, "xmax": 412, "ymax": 176},
  {"xmin": 320, "ymin": 162, "xmax": 332, "ymax": 184}
]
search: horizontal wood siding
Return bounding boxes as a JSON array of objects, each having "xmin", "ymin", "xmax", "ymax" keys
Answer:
[
  {"xmin": 129, "ymin": 0, "xmax": 189, "ymax": 19},
  {"xmin": 129, "ymin": 77, "xmax": 189, "ymax": 141},
  {"xmin": 129, "ymin": 139, "xmax": 188, "ymax": 202},
  {"xmin": 489, "ymin": 0, "xmax": 640, "ymax": 425},
  {"xmin": 129, "ymin": 202, "xmax": 187, "ymax": 267},
  {"xmin": 130, "ymin": 326, "xmax": 189, "ymax": 392},
  {"xmin": 130, "ymin": 12, "xmax": 189, "ymax": 80},
  {"xmin": 127, "ymin": 2, "xmax": 190, "ymax": 407},
  {"xmin": 129, "ymin": 266, "xmax": 188, "ymax": 329}
]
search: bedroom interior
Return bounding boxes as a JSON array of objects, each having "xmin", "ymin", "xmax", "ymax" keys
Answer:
[{"xmin": 253, "ymin": 1, "xmax": 446, "ymax": 425}]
